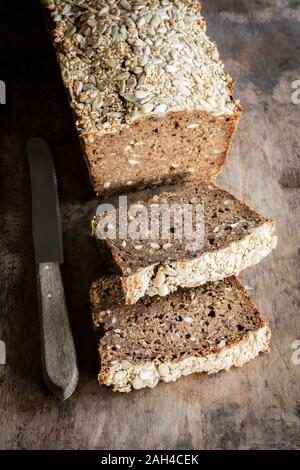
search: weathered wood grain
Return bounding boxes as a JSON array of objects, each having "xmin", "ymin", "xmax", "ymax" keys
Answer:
[{"xmin": 0, "ymin": 0, "xmax": 299, "ymax": 449}]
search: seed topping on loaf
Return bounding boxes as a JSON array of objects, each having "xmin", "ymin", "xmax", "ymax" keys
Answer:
[{"xmin": 42, "ymin": 0, "xmax": 239, "ymax": 136}]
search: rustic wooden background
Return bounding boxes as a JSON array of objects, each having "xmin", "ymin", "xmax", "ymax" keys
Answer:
[{"xmin": 0, "ymin": 0, "xmax": 299, "ymax": 449}]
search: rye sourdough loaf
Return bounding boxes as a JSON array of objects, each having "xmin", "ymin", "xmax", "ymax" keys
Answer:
[
  {"xmin": 42, "ymin": 0, "xmax": 241, "ymax": 196},
  {"xmin": 92, "ymin": 182, "xmax": 277, "ymax": 304},
  {"xmin": 90, "ymin": 275, "xmax": 271, "ymax": 392}
]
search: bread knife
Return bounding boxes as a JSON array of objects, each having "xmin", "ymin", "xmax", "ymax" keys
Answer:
[{"xmin": 26, "ymin": 137, "xmax": 78, "ymax": 400}]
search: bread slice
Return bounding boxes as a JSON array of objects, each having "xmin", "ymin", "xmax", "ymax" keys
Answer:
[
  {"xmin": 91, "ymin": 276, "xmax": 271, "ymax": 392},
  {"xmin": 92, "ymin": 183, "xmax": 277, "ymax": 304},
  {"xmin": 42, "ymin": 0, "xmax": 241, "ymax": 196}
]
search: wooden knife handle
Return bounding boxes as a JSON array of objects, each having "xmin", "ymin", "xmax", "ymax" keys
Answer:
[{"xmin": 37, "ymin": 262, "xmax": 78, "ymax": 400}]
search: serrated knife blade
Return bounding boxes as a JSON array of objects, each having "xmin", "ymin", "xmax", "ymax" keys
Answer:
[
  {"xmin": 26, "ymin": 137, "xmax": 63, "ymax": 264},
  {"xmin": 26, "ymin": 138, "xmax": 78, "ymax": 400}
]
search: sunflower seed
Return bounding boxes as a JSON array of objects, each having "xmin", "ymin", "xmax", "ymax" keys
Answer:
[
  {"xmin": 120, "ymin": 0, "xmax": 132, "ymax": 11},
  {"xmin": 154, "ymin": 103, "xmax": 167, "ymax": 113},
  {"xmin": 140, "ymin": 102, "xmax": 154, "ymax": 113},
  {"xmin": 73, "ymin": 80, "xmax": 83, "ymax": 95},
  {"xmin": 135, "ymin": 90, "xmax": 149, "ymax": 100}
]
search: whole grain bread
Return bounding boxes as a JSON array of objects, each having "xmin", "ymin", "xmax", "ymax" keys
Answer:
[
  {"xmin": 92, "ymin": 182, "xmax": 277, "ymax": 304},
  {"xmin": 42, "ymin": 0, "xmax": 241, "ymax": 195},
  {"xmin": 91, "ymin": 275, "xmax": 271, "ymax": 392}
]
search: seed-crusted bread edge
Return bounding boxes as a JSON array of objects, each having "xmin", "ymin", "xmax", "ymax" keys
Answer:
[
  {"xmin": 121, "ymin": 220, "xmax": 277, "ymax": 304},
  {"xmin": 98, "ymin": 324, "xmax": 271, "ymax": 392},
  {"xmin": 41, "ymin": 0, "xmax": 240, "ymax": 136}
]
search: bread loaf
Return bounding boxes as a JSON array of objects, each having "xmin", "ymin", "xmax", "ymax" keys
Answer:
[{"xmin": 42, "ymin": 0, "xmax": 241, "ymax": 195}]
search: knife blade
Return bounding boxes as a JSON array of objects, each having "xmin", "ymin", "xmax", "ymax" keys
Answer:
[
  {"xmin": 27, "ymin": 137, "xmax": 63, "ymax": 264},
  {"xmin": 26, "ymin": 138, "xmax": 78, "ymax": 400}
]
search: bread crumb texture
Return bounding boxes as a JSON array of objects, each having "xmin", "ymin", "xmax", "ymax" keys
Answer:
[{"xmin": 100, "ymin": 325, "xmax": 271, "ymax": 392}]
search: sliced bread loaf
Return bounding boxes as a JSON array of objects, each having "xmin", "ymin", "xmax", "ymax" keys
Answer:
[
  {"xmin": 91, "ymin": 275, "xmax": 271, "ymax": 392},
  {"xmin": 92, "ymin": 183, "xmax": 277, "ymax": 304},
  {"xmin": 42, "ymin": 0, "xmax": 241, "ymax": 195}
]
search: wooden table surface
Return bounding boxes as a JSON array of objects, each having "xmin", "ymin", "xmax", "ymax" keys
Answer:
[{"xmin": 0, "ymin": 0, "xmax": 299, "ymax": 450}]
